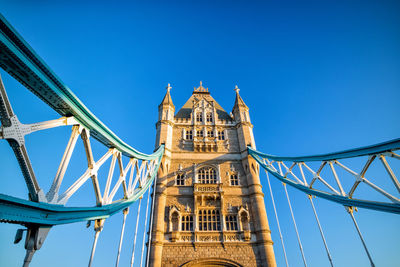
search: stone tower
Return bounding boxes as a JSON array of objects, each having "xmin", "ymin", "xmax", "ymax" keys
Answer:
[{"xmin": 149, "ymin": 82, "xmax": 276, "ymax": 267}]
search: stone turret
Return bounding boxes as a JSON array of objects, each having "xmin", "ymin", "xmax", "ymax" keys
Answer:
[
  {"xmin": 151, "ymin": 84, "xmax": 175, "ymax": 267},
  {"xmin": 232, "ymin": 85, "xmax": 255, "ymax": 150},
  {"xmin": 156, "ymin": 83, "xmax": 175, "ymax": 149},
  {"xmin": 233, "ymin": 86, "xmax": 276, "ymax": 266}
]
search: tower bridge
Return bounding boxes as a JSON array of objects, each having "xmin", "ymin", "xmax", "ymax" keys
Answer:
[{"xmin": 0, "ymin": 14, "xmax": 399, "ymax": 267}]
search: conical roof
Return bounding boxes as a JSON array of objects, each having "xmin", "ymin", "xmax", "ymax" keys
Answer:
[
  {"xmin": 159, "ymin": 84, "xmax": 174, "ymax": 108},
  {"xmin": 232, "ymin": 85, "xmax": 248, "ymax": 110}
]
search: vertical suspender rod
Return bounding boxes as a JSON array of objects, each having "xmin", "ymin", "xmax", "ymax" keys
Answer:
[
  {"xmin": 346, "ymin": 207, "xmax": 375, "ymax": 267},
  {"xmin": 88, "ymin": 219, "xmax": 104, "ymax": 267},
  {"xmin": 308, "ymin": 196, "xmax": 334, "ymax": 267},
  {"xmin": 283, "ymin": 184, "xmax": 308, "ymax": 267},
  {"xmin": 115, "ymin": 208, "xmax": 129, "ymax": 267},
  {"xmin": 145, "ymin": 175, "xmax": 158, "ymax": 267},
  {"xmin": 130, "ymin": 197, "xmax": 142, "ymax": 267},
  {"xmin": 265, "ymin": 170, "xmax": 289, "ymax": 267},
  {"xmin": 140, "ymin": 189, "xmax": 151, "ymax": 267}
]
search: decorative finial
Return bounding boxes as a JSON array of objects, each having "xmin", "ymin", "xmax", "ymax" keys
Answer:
[
  {"xmin": 193, "ymin": 81, "xmax": 208, "ymax": 92},
  {"xmin": 166, "ymin": 83, "xmax": 172, "ymax": 92},
  {"xmin": 234, "ymin": 85, "xmax": 240, "ymax": 94}
]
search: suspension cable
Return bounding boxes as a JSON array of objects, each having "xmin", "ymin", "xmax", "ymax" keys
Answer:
[
  {"xmin": 130, "ymin": 197, "xmax": 142, "ymax": 267},
  {"xmin": 115, "ymin": 208, "xmax": 129, "ymax": 267},
  {"xmin": 308, "ymin": 195, "xmax": 334, "ymax": 267},
  {"xmin": 145, "ymin": 175, "xmax": 158, "ymax": 267},
  {"xmin": 265, "ymin": 170, "xmax": 289, "ymax": 267},
  {"xmin": 283, "ymin": 183, "xmax": 308, "ymax": 267},
  {"xmin": 346, "ymin": 207, "xmax": 375, "ymax": 267},
  {"xmin": 140, "ymin": 188, "xmax": 151, "ymax": 267},
  {"xmin": 88, "ymin": 219, "xmax": 103, "ymax": 267}
]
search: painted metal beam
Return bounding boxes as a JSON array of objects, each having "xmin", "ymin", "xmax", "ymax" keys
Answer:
[
  {"xmin": 249, "ymin": 138, "xmax": 400, "ymax": 162},
  {"xmin": 248, "ymin": 139, "xmax": 400, "ymax": 214},
  {"xmin": 0, "ymin": 14, "xmax": 157, "ymax": 161},
  {"xmin": 0, "ymin": 147, "xmax": 162, "ymax": 226}
]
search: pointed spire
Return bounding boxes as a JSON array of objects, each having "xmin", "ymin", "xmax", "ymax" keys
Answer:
[
  {"xmin": 233, "ymin": 85, "xmax": 248, "ymax": 109},
  {"xmin": 159, "ymin": 83, "xmax": 174, "ymax": 108}
]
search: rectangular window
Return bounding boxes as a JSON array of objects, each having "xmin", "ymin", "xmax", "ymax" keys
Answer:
[
  {"xmin": 230, "ymin": 174, "xmax": 239, "ymax": 186},
  {"xmin": 218, "ymin": 130, "xmax": 225, "ymax": 140},
  {"xmin": 185, "ymin": 130, "xmax": 193, "ymax": 140},
  {"xmin": 206, "ymin": 112, "xmax": 213, "ymax": 123},
  {"xmin": 225, "ymin": 215, "xmax": 238, "ymax": 231},
  {"xmin": 181, "ymin": 215, "xmax": 194, "ymax": 231},
  {"xmin": 196, "ymin": 113, "xmax": 203, "ymax": 122},
  {"xmin": 198, "ymin": 209, "xmax": 221, "ymax": 231},
  {"xmin": 176, "ymin": 173, "xmax": 185, "ymax": 186},
  {"xmin": 207, "ymin": 130, "xmax": 214, "ymax": 137},
  {"xmin": 197, "ymin": 130, "xmax": 204, "ymax": 137}
]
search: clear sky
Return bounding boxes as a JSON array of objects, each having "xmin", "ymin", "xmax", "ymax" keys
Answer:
[{"xmin": 0, "ymin": 0, "xmax": 399, "ymax": 266}]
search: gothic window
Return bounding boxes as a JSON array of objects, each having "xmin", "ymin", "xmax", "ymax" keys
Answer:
[
  {"xmin": 196, "ymin": 112, "xmax": 203, "ymax": 122},
  {"xmin": 240, "ymin": 211, "xmax": 250, "ymax": 231},
  {"xmin": 207, "ymin": 130, "xmax": 214, "ymax": 137},
  {"xmin": 198, "ymin": 209, "xmax": 221, "ymax": 231},
  {"xmin": 230, "ymin": 173, "xmax": 239, "ymax": 186},
  {"xmin": 218, "ymin": 130, "xmax": 225, "ymax": 140},
  {"xmin": 185, "ymin": 130, "xmax": 193, "ymax": 140},
  {"xmin": 197, "ymin": 130, "xmax": 204, "ymax": 137},
  {"xmin": 206, "ymin": 112, "xmax": 213, "ymax": 122},
  {"xmin": 181, "ymin": 215, "xmax": 194, "ymax": 231},
  {"xmin": 198, "ymin": 167, "xmax": 217, "ymax": 184},
  {"xmin": 176, "ymin": 173, "xmax": 185, "ymax": 186},
  {"xmin": 225, "ymin": 215, "xmax": 238, "ymax": 231},
  {"xmin": 171, "ymin": 211, "xmax": 179, "ymax": 232}
]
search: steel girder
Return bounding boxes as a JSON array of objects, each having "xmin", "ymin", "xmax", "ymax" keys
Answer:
[
  {"xmin": 248, "ymin": 139, "xmax": 400, "ymax": 214},
  {"xmin": 0, "ymin": 14, "xmax": 165, "ymax": 225},
  {"xmin": 0, "ymin": 14, "xmax": 155, "ymax": 161}
]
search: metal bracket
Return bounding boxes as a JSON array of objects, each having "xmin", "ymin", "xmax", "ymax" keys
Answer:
[{"xmin": 23, "ymin": 226, "xmax": 51, "ymax": 267}]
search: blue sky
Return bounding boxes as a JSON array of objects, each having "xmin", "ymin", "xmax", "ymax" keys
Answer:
[{"xmin": 0, "ymin": 0, "xmax": 399, "ymax": 266}]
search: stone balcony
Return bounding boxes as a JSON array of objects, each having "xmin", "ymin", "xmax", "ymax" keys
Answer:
[
  {"xmin": 194, "ymin": 183, "xmax": 222, "ymax": 194},
  {"xmin": 172, "ymin": 231, "xmax": 250, "ymax": 243},
  {"xmin": 181, "ymin": 137, "xmax": 229, "ymax": 152},
  {"xmin": 193, "ymin": 136, "xmax": 218, "ymax": 151}
]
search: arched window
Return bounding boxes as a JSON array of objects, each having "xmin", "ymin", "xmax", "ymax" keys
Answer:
[
  {"xmin": 181, "ymin": 215, "xmax": 194, "ymax": 231},
  {"xmin": 198, "ymin": 209, "xmax": 221, "ymax": 231},
  {"xmin": 198, "ymin": 167, "xmax": 217, "ymax": 184},
  {"xmin": 240, "ymin": 211, "xmax": 249, "ymax": 231},
  {"xmin": 206, "ymin": 112, "xmax": 213, "ymax": 122},
  {"xmin": 171, "ymin": 211, "xmax": 179, "ymax": 232},
  {"xmin": 196, "ymin": 112, "xmax": 203, "ymax": 122},
  {"xmin": 207, "ymin": 130, "xmax": 214, "ymax": 137},
  {"xmin": 176, "ymin": 173, "xmax": 185, "ymax": 186}
]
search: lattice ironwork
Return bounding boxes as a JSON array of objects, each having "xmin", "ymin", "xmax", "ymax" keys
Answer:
[{"xmin": 248, "ymin": 139, "xmax": 400, "ymax": 214}]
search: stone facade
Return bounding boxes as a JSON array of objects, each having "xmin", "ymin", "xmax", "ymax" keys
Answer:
[{"xmin": 149, "ymin": 83, "xmax": 276, "ymax": 267}]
